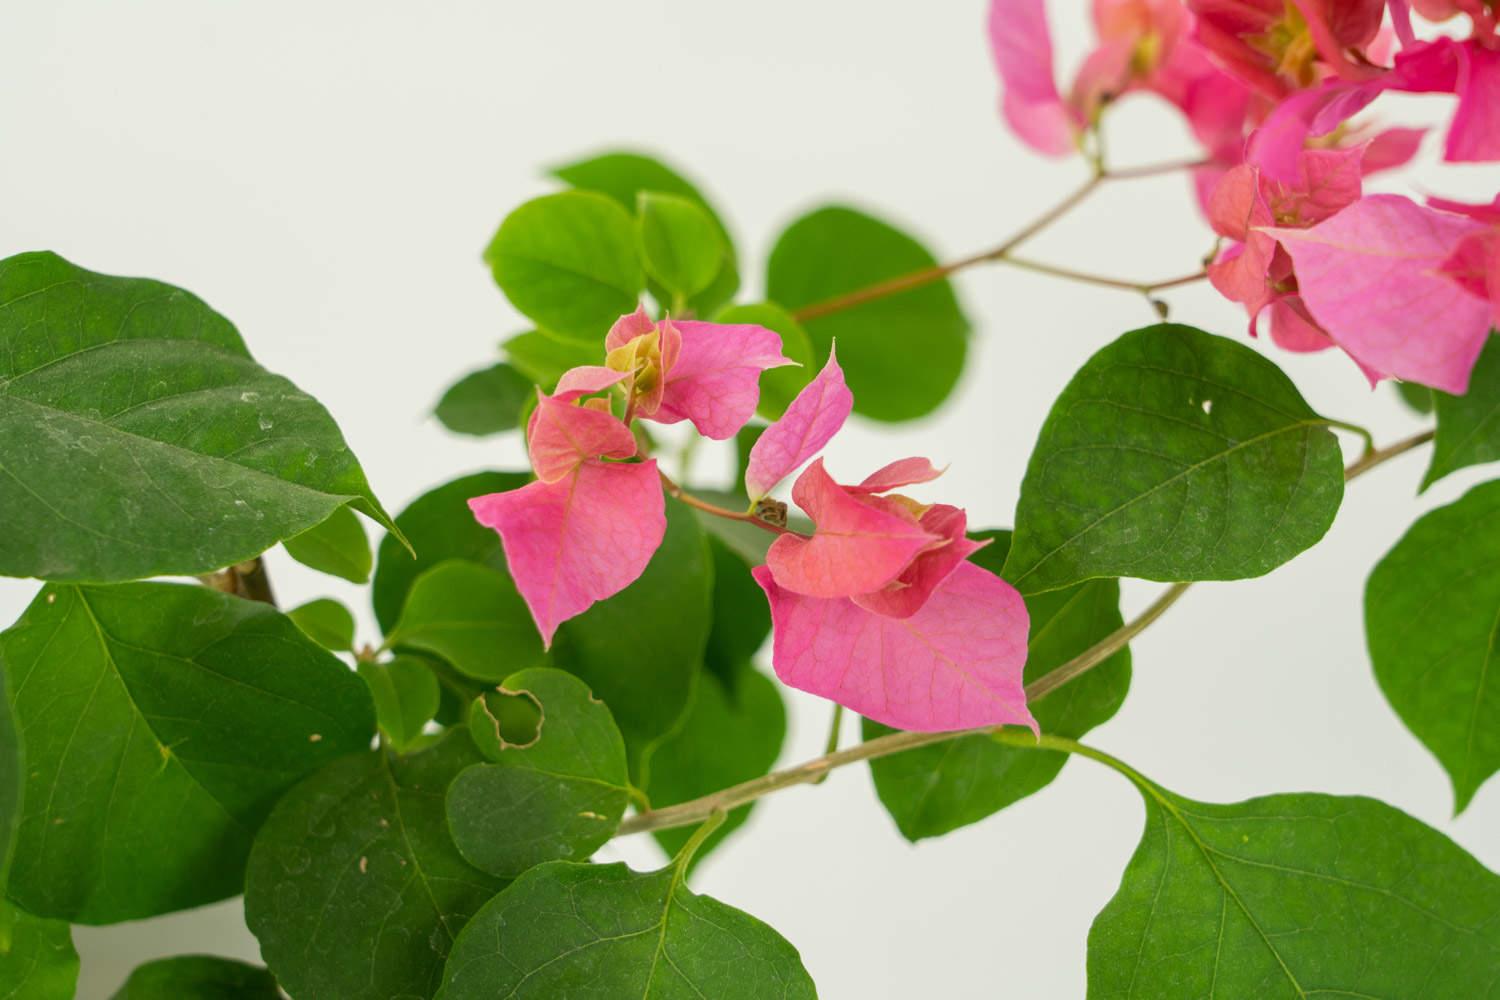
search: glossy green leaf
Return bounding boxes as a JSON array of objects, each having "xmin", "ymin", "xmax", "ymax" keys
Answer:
[
  {"xmin": 372, "ymin": 471, "xmax": 530, "ymax": 633},
  {"xmin": 358, "ymin": 656, "xmax": 441, "ymax": 751},
  {"xmin": 502, "ymin": 330, "xmax": 600, "ymax": 389},
  {"xmin": 1005, "ymin": 324, "xmax": 1345, "ymax": 595},
  {"xmin": 282, "ymin": 505, "xmax": 372, "ymax": 584},
  {"xmin": 549, "ymin": 149, "xmax": 739, "ymax": 316},
  {"xmin": 0, "ymin": 902, "xmax": 77, "ymax": 1000},
  {"xmin": 1366, "ymin": 479, "xmax": 1500, "ymax": 813},
  {"xmin": 766, "ymin": 205, "xmax": 968, "ymax": 422},
  {"xmin": 1423, "ymin": 335, "xmax": 1500, "ymax": 489},
  {"xmin": 435, "ymin": 860, "xmax": 816, "ymax": 999},
  {"xmin": 648, "ymin": 665, "xmax": 785, "ymax": 866},
  {"xmin": 0, "ymin": 582, "xmax": 374, "ymax": 923},
  {"xmin": 244, "ymin": 733, "xmax": 506, "ymax": 1000},
  {"xmin": 0, "ymin": 659, "xmax": 20, "ymax": 893},
  {"xmin": 637, "ymin": 192, "xmax": 724, "ymax": 301},
  {"xmin": 388, "ymin": 559, "xmax": 547, "ymax": 682},
  {"xmin": 434, "ymin": 362, "xmax": 533, "ymax": 438},
  {"xmin": 484, "ymin": 191, "xmax": 642, "ymax": 344},
  {"xmin": 287, "ymin": 598, "xmax": 356, "ymax": 653},
  {"xmin": 0, "ymin": 251, "xmax": 399, "ymax": 583},
  {"xmin": 552, "ymin": 498, "xmax": 712, "ymax": 777},
  {"xmin": 1088, "ymin": 760, "xmax": 1500, "ymax": 997},
  {"xmin": 703, "ymin": 535, "xmax": 771, "ymax": 693},
  {"xmin": 1394, "ymin": 379, "xmax": 1434, "ymax": 415},
  {"xmin": 713, "ymin": 302, "xmax": 816, "ymax": 420},
  {"xmin": 867, "ymin": 531, "xmax": 1129, "ymax": 840},
  {"xmin": 447, "ymin": 669, "xmax": 629, "ymax": 877},
  {"xmin": 109, "ymin": 955, "xmax": 279, "ymax": 999}
]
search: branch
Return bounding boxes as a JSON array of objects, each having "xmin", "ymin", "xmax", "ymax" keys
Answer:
[
  {"xmin": 789, "ymin": 158, "xmax": 1209, "ymax": 324},
  {"xmin": 615, "ymin": 427, "xmax": 1435, "ymax": 837}
]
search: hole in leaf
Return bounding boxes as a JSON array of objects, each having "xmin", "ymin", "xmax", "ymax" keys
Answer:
[{"xmin": 474, "ymin": 687, "xmax": 543, "ymax": 751}]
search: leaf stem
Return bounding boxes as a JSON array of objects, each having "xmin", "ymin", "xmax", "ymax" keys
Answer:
[
  {"xmin": 789, "ymin": 158, "xmax": 1209, "ymax": 323},
  {"xmin": 994, "ymin": 257, "xmax": 1209, "ymax": 295},
  {"xmin": 615, "ymin": 428, "xmax": 1434, "ymax": 837},
  {"xmin": 659, "ymin": 471, "xmax": 799, "ymax": 537},
  {"xmin": 672, "ymin": 810, "xmax": 727, "ymax": 872}
]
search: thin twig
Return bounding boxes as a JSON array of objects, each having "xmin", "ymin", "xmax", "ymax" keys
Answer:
[
  {"xmin": 659, "ymin": 470, "xmax": 798, "ymax": 537},
  {"xmin": 615, "ymin": 428, "xmax": 1434, "ymax": 837}
]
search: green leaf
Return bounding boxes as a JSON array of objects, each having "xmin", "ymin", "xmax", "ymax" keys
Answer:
[
  {"xmin": 109, "ymin": 955, "xmax": 279, "ymax": 999},
  {"xmin": 282, "ymin": 505, "xmax": 372, "ymax": 584},
  {"xmin": 484, "ymin": 191, "xmax": 643, "ymax": 344},
  {"xmin": 435, "ymin": 860, "xmax": 816, "ymax": 999},
  {"xmin": 552, "ymin": 498, "xmax": 712, "ymax": 777},
  {"xmin": 358, "ymin": 656, "xmax": 441, "ymax": 751},
  {"xmin": 287, "ymin": 598, "xmax": 356, "ymax": 653},
  {"xmin": 766, "ymin": 206, "xmax": 969, "ymax": 422},
  {"xmin": 1423, "ymin": 334, "xmax": 1500, "ymax": 489},
  {"xmin": 1394, "ymin": 378, "xmax": 1434, "ymax": 415},
  {"xmin": 501, "ymin": 330, "xmax": 599, "ymax": 388},
  {"xmin": 447, "ymin": 668, "xmax": 629, "ymax": 877},
  {"xmin": 866, "ymin": 530, "xmax": 1129, "ymax": 840},
  {"xmin": 637, "ymin": 192, "xmax": 725, "ymax": 302},
  {"xmin": 0, "ymin": 251, "xmax": 399, "ymax": 583},
  {"xmin": 713, "ymin": 302, "xmax": 817, "ymax": 420},
  {"xmin": 244, "ymin": 733, "xmax": 507, "ymax": 1000},
  {"xmin": 388, "ymin": 559, "xmax": 547, "ymax": 682},
  {"xmin": 549, "ymin": 149, "xmax": 739, "ymax": 316},
  {"xmin": 703, "ymin": 535, "xmax": 771, "ymax": 693},
  {"xmin": 0, "ymin": 582, "xmax": 375, "ymax": 923},
  {"xmin": 0, "ymin": 902, "xmax": 77, "ymax": 999},
  {"xmin": 372, "ymin": 470, "xmax": 531, "ymax": 633},
  {"xmin": 1004, "ymin": 324, "xmax": 1345, "ymax": 595},
  {"xmin": 1366, "ymin": 479, "xmax": 1500, "ymax": 813},
  {"xmin": 647, "ymin": 665, "xmax": 785, "ymax": 867},
  {"xmin": 0, "ymin": 658, "xmax": 20, "ymax": 892},
  {"xmin": 434, "ymin": 362, "xmax": 533, "ymax": 438},
  {"xmin": 1087, "ymin": 755, "xmax": 1500, "ymax": 997}
]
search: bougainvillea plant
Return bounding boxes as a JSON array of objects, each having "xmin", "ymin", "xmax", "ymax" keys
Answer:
[{"xmin": 3, "ymin": 0, "xmax": 1500, "ymax": 995}]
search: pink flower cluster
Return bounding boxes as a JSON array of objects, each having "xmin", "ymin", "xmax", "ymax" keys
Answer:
[
  {"xmin": 990, "ymin": 0, "xmax": 1500, "ymax": 393},
  {"xmin": 469, "ymin": 311, "xmax": 1036, "ymax": 734}
]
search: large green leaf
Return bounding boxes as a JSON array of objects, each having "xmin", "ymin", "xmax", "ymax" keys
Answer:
[
  {"xmin": 1423, "ymin": 334, "xmax": 1500, "ymax": 489},
  {"xmin": 866, "ymin": 531, "xmax": 1129, "ymax": 840},
  {"xmin": 109, "ymin": 955, "xmax": 279, "ymax": 999},
  {"xmin": 244, "ymin": 733, "xmax": 506, "ymax": 1000},
  {"xmin": 387, "ymin": 560, "xmax": 546, "ymax": 682},
  {"xmin": 1087, "ymin": 756, "xmax": 1500, "ymax": 997},
  {"xmin": 282, "ymin": 505, "xmax": 372, "ymax": 584},
  {"xmin": 549, "ymin": 149, "xmax": 739, "ymax": 316},
  {"xmin": 1366, "ymin": 479, "xmax": 1500, "ymax": 813},
  {"xmin": 713, "ymin": 302, "xmax": 817, "ymax": 420},
  {"xmin": 446, "ymin": 668, "xmax": 629, "ymax": 877},
  {"xmin": 358, "ymin": 655, "xmax": 441, "ymax": 752},
  {"xmin": 552, "ymin": 498, "xmax": 713, "ymax": 777},
  {"xmin": 647, "ymin": 664, "xmax": 785, "ymax": 867},
  {"xmin": 0, "ymin": 902, "xmax": 77, "ymax": 1000},
  {"xmin": 484, "ymin": 191, "xmax": 643, "ymax": 343},
  {"xmin": 434, "ymin": 361, "xmax": 533, "ymax": 438},
  {"xmin": 637, "ymin": 192, "xmax": 725, "ymax": 302},
  {"xmin": 435, "ymin": 860, "xmax": 816, "ymax": 999},
  {"xmin": 0, "ymin": 251, "xmax": 398, "ymax": 582},
  {"xmin": 766, "ymin": 205, "xmax": 968, "ymax": 422},
  {"xmin": 0, "ymin": 582, "xmax": 375, "ymax": 923},
  {"xmin": 372, "ymin": 471, "xmax": 530, "ymax": 633},
  {"xmin": 0, "ymin": 659, "xmax": 20, "ymax": 894},
  {"xmin": 1004, "ymin": 324, "xmax": 1345, "ymax": 594}
]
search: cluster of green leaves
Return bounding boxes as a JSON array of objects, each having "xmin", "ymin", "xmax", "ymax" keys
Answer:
[
  {"xmin": 436, "ymin": 150, "xmax": 972, "ymax": 437},
  {"xmin": 0, "ymin": 250, "xmax": 808, "ymax": 998},
  {"xmin": 4, "ymin": 158, "xmax": 1500, "ymax": 999}
]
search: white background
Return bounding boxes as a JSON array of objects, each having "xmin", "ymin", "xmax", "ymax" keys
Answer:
[{"xmin": 3, "ymin": 3, "xmax": 1499, "ymax": 997}]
